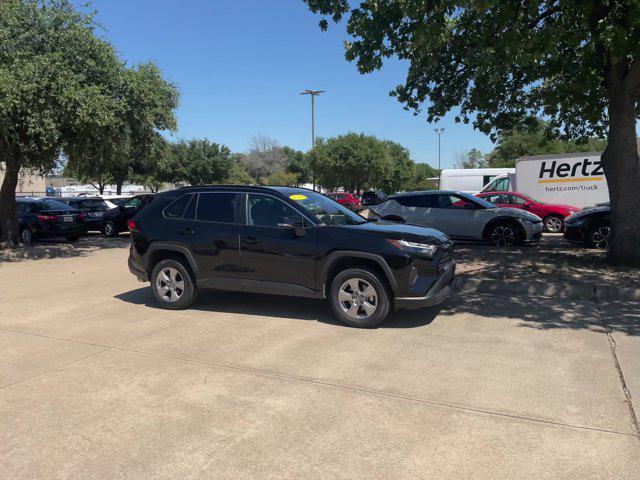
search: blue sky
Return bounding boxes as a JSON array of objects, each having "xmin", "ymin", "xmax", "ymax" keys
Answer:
[{"xmin": 76, "ymin": 0, "xmax": 495, "ymax": 169}]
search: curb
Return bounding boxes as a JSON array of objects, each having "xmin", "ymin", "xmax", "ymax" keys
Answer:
[{"xmin": 454, "ymin": 277, "xmax": 640, "ymax": 302}]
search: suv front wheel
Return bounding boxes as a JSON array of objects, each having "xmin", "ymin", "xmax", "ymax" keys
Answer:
[
  {"xmin": 329, "ymin": 268, "xmax": 391, "ymax": 328},
  {"xmin": 151, "ymin": 258, "xmax": 198, "ymax": 309}
]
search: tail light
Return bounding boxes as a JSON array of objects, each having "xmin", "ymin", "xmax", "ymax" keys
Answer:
[
  {"xmin": 127, "ymin": 219, "xmax": 137, "ymax": 231},
  {"xmin": 37, "ymin": 214, "xmax": 59, "ymax": 221},
  {"xmin": 77, "ymin": 212, "xmax": 86, "ymax": 220}
]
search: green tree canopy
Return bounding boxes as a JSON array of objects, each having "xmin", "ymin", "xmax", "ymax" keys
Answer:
[
  {"xmin": 0, "ymin": 0, "xmax": 124, "ymax": 243},
  {"xmin": 170, "ymin": 139, "xmax": 234, "ymax": 186},
  {"xmin": 310, "ymin": 133, "xmax": 415, "ymax": 193},
  {"xmin": 304, "ymin": 0, "xmax": 640, "ymax": 264},
  {"xmin": 485, "ymin": 119, "xmax": 607, "ymax": 168}
]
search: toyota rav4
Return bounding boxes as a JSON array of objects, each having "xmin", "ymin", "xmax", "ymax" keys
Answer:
[{"xmin": 127, "ymin": 186, "xmax": 455, "ymax": 328}]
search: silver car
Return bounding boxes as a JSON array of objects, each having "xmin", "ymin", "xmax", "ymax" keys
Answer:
[{"xmin": 370, "ymin": 190, "xmax": 543, "ymax": 246}]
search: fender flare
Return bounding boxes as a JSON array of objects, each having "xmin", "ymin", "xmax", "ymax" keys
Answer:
[
  {"xmin": 144, "ymin": 242, "xmax": 199, "ymax": 274},
  {"xmin": 318, "ymin": 251, "xmax": 398, "ymax": 296}
]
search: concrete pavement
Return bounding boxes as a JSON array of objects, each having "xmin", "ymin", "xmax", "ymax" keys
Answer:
[{"xmin": 1, "ymin": 238, "xmax": 638, "ymax": 479}]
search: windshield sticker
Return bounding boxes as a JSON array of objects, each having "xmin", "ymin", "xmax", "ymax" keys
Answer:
[{"xmin": 290, "ymin": 194, "xmax": 307, "ymax": 201}]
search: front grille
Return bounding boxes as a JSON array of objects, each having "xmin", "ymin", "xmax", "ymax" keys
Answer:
[{"xmin": 439, "ymin": 244, "xmax": 454, "ymax": 268}]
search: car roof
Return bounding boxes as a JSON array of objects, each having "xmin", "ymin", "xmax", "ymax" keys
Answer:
[
  {"xmin": 175, "ymin": 185, "xmax": 317, "ymax": 196},
  {"xmin": 389, "ymin": 190, "xmax": 463, "ymax": 198},
  {"xmin": 478, "ymin": 191, "xmax": 522, "ymax": 196}
]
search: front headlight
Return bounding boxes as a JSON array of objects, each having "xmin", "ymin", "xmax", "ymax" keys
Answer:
[{"xmin": 391, "ymin": 239, "xmax": 439, "ymax": 256}]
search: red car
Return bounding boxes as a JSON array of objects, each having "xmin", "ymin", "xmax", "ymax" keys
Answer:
[
  {"xmin": 326, "ymin": 192, "xmax": 362, "ymax": 211},
  {"xmin": 476, "ymin": 191, "xmax": 580, "ymax": 233}
]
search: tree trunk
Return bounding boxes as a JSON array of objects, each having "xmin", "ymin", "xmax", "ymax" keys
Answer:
[
  {"xmin": 116, "ymin": 176, "xmax": 124, "ymax": 195},
  {"xmin": 0, "ymin": 155, "xmax": 21, "ymax": 246},
  {"xmin": 602, "ymin": 82, "xmax": 640, "ymax": 266}
]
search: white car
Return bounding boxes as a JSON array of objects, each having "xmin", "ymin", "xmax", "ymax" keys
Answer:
[{"xmin": 370, "ymin": 190, "xmax": 543, "ymax": 246}]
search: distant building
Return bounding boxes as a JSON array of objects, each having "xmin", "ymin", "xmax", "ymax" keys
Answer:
[{"xmin": 0, "ymin": 165, "xmax": 46, "ymax": 194}]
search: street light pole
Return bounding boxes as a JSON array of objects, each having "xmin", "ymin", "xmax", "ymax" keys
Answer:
[
  {"xmin": 434, "ymin": 127, "xmax": 445, "ymax": 172},
  {"xmin": 301, "ymin": 89, "xmax": 325, "ymax": 190}
]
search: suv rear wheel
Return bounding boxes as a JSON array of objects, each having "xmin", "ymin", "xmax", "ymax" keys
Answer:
[
  {"xmin": 151, "ymin": 258, "xmax": 198, "ymax": 309},
  {"xmin": 329, "ymin": 268, "xmax": 390, "ymax": 328},
  {"xmin": 102, "ymin": 220, "xmax": 117, "ymax": 237}
]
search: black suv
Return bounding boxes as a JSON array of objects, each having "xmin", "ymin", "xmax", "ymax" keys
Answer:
[
  {"xmin": 101, "ymin": 194, "xmax": 154, "ymax": 237},
  {"xmin": 128, "ymin": 186, "xmax": 455, "ymax": 328}
]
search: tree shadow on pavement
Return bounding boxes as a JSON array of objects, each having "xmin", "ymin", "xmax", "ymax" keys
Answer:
[
  {"xmin": 454, "ymin": 235, "xmax": 640, "ymax": 289},
  {"xmin": 115, "ymin": 287, "xmax": 441, "ymax": 329},
  {"xmin": 0, "ymin": 233, "xmax": 130, "ymax": 263},
  {"xmin": 439, "ymin": 292, "xmax": 640, "ymax": 337}
]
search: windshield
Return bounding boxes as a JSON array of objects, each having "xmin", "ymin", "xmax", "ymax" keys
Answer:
[
  {"xmin": 274, "ymin": 188, "xmax": 367, "ymax": 225},
  {"xmin": 457, "ymin": 192, "xmax": 497, "ymax": 209}
]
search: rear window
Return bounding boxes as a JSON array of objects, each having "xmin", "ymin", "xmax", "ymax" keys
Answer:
[
  {"xmin": 395, "ymin": 194, "xmax": 438, "ymax": 208},
  {"xmin": 164, "ymin": 195, "xmax": 192, "ymax": 219},
  {"xmin": 79, "ymin": 199, "xmax": 108, "ymax": 209},
  {"xmin": 42, "ymin": 200, "xmax": 75, "ymax": 211},
  {"xmin": 196, "ymin": 193, "xmax": 237, "ymax": 223}
]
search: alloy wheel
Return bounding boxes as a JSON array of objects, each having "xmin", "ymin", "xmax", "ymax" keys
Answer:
[
  {"xmin": 490, "ymin": 225, "xmax": 515, "ymax": 246},
  {"xmin": 592, "ymin": 226, "xmax": 611, "ymax": 250},
  {"xmin": 20, "ymin": 228, "xmax": 32, "ymax": 244},
  {"xmin": 104, "ymin": 222, "xmax": 114, "ymax": 236},
  {"xmin": 156, "ymin": 267, "xmax": 185, "ymax": 303},
  {"xmin": 338, "ymin": 278, "xmax": 378, "ymax": 320},
  {"xmin": 545, "ymin": 216, "xmax": 563, "ymax": 233}
]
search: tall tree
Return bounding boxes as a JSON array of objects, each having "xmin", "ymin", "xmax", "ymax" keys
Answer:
[
  {"xmin": 305, "ymin": 1, "xmax": 640, "ymax": 265},
  {"xmin": 0, "ymin": 0, "xmax": 123, "ymax": 244},
  {"xmin": 241, "ymin": 135, "xmax": 289, "ymax": 182},
  {"xmin": 485, "ymin": 119, "xmax": 608, "ymax": 168},
  {"xmin": 454, "ymin": 148, "xmax": 487, "ymax": 169},
  {"xmin": 170, "ymin": 139, "xmax": 234, "ymax": 186}
]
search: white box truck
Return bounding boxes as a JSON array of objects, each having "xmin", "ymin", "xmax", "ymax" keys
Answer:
[
  {"xmin": 438, "ymin": 167, "xmax": 515, "ymax": 193},
  {"xmin": 480, "ymin": 152, "xmax": 609, "ymax": 208}
]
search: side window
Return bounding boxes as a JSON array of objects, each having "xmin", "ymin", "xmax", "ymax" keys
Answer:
[
  {"xmin": 509, "ymin": 195, "xmax": 525, "ymax": 205},
  {"xmin": 494, "ymin": 178, "xmax": 509, "ymax": 191},
  {"xmin": 183, "ymin": 195, "xmax": 197, "ymax": 220},
  {"xmin": 439, "ymin": 194, "xmax": 476, "ymax": 209},
  {"xmin": 248, "ymin": 194, "xmax": 303, "ymax": 228},
  {"xmin": 483, "ymin": 194, "xmax": 501, "ymax": 204},
  {"xmin": 196, "ymin": 192, "xmax": 237, "ymax": 223},
  {"xmin": 395, "ymin": 195, "xmax": 438, "ymax": 208},
  {"xmin": 123, "ymin": 197, "xmax": 143, "ymax": 209},
  {"xmin": 164, "ymin": 195, "xmax": 192, "ymax": 219}
]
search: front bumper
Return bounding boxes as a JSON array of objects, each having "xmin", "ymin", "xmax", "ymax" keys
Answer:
[
  {"xmin": 564, "ymin": 223, "xmax": 587, "ymax": 243},
  {"xmin": 394, "ymin": 260, "xmax": 455, "ymax": 310},
  {"xmin": 522, "ymin": 220, "xmax": 544, "ymax": 242}
]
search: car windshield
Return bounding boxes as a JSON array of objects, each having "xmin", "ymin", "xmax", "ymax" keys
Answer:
[
  {"xmin": 43, "ymin": 199, "xmax": 75, "ymax": 211},
  {"xmin": 275, "ymin": 188, "xmax": 367, "ymax": 225},
  {"xmin": 457, "ymin": 192, "xmax": 496, "ymax": 209}
]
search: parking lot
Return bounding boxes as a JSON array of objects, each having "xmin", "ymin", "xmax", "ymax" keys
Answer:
[{"xmin": 1, "ymin": 236, "xmax": 639, "ymax": 479}]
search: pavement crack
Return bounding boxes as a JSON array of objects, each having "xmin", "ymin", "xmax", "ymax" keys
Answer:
[{"xmin": 594, "ymin": 285, "xmax": 640, "ymax": 443}]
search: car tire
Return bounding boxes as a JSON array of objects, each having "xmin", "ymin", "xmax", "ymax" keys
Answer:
[
  {"xmin": 381, "ymin": 215, "xmax": 406, "ymax": 223},
  {"xmin": 329, "ymin": 267, "xmax": 391, "ymax": 328},
  {"xmin": 20, "ymin": 227, "xmax": 33, "ymax": 244},
  {"xmin": 102, "ymin": 221, "xmax": 118, "ymax": 237},
  {"xmin": 66, "ymin": 235, "xmax": 80, "ymax": 242},
  {"xmin": 586, "ymin": 223, "xmax": 611, "ymax": 250},
  {"xmin": 151, "ymin": 258, "xmax": 198, "ymax": 310},
  {"xmin": 488, "ymin": 221, "xmax": 523, "ymax": 247},
  {"xmin": 543, "ymin": 215, "xmax": 564, "ymax": 233}
]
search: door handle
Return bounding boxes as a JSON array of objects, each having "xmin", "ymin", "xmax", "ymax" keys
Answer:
[
  {"xmin": 243, "ymin": 236, "xmax": 260, "ymax": 244},
  {"xmin": 179, "ymin": 228, "xmax": 194, "ymax": 236}
]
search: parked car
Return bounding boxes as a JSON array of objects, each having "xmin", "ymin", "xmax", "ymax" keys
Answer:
[
  {"xmin": 326, "ymin": 192, "xmax": 362, "ymax": 211},
  {"xmin": 101, "ymin": 194, "xmax": 154, "ymax": 237},
  {"xmin": 14, "ymin": 197, "xmax": 85, "ymax": 243},
  {"xmin": 370, "ymin": 190, "xmax": 543, "ymax": 246},
  {"xmin": 362, "ymin": 190, "xmax": 386, "ymax": 206},
  {"xmin": 439, "ymin": 168, "xmax": 514, "ymax": 193},
  {"xmin": 57, "ymin": 197, "xmax": 111, "ymax": 232},
  {"xmin": 127, "ymin": 186, "xmax": 455, "ymax": 328},
  {"xmin": 100, "ymin": 195, "xmax": 132, "ymax": 206},
  {"xmin": 563, "ymin": 203, "xmax": 611, "ymax": 249},
  {"xmin": 476, "ymin": 191, "xmax": 580, "ymax": 233}
]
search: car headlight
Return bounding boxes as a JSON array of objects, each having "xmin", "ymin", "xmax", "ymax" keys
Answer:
[{"xmin": 391, "ymin": 239, "xmax": 439, "ymax": 256}]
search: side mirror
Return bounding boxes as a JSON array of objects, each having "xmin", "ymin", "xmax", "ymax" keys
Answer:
[
  {"xmin": 523, "ymin": 202, "xmax": 533, "ymax": 209},
  {"xmin": 463, "ymin": 203, "xmax": 478, "ymax": 209}
]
